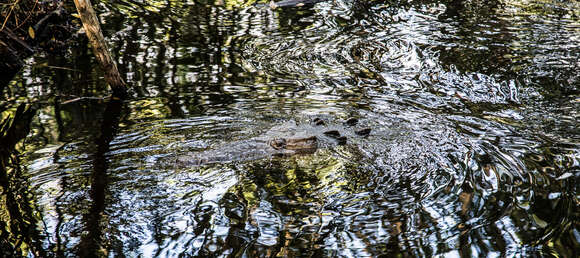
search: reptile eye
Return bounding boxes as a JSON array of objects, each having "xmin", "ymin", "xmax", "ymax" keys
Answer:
[
  {"xmin": 269, "ymin": 139, "xmax": 286, "ymax": 149},
  {"xmin": 313, "ymin": 118, "xmax": 325, "ymax": 126}
]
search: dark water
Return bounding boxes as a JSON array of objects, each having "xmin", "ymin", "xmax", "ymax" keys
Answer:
[{"xmin": 1, "ymin": 0, "xmax": 579, "ymax": 256}]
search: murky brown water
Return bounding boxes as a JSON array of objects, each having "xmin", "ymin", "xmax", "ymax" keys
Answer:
[{"xmin": 1, "ymin": 0, "xmax": 579, "ymax": 256}]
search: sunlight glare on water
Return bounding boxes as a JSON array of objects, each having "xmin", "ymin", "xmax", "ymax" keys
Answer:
[{"xmin": 1, "ymin": 0, "xmax": 578, "ymax": 256}]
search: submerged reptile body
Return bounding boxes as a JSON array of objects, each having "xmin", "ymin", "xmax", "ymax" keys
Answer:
[
  {"xmin": 270, "ymin": 0, "xmax": 326, "ymax": 8},
  {"xmin": 176, "ymin": 118, "xmax": 370, "ymax": 167}
]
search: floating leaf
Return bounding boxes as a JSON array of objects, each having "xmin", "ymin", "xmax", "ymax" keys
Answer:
[
  {"xmin": 28, "ymin": 26, "xmax": 35, "ymax": 39},
  {"xmin": 71, "ymin": 13, "xmax": 80, "ymax": 18},
  {"xmin": 532, "ymin": 214, "xmax": 548, "ymax": 228}
]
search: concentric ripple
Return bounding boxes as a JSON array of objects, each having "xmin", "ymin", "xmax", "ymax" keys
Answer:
[{"xmin": 3, "ymin": 0, "xmax": 578, "ymax": 256}]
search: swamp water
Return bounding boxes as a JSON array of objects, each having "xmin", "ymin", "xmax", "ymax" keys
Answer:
[{"xmin": 1, "ymin": 0, "xmax": 579, "ymax": 256}]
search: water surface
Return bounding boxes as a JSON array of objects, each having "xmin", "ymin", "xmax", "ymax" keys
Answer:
[{"xmin": 1, "ymin": 0, "xmax": 579, "ymax": 256}]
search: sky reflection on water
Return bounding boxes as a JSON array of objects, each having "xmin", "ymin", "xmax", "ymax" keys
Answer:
[{"xmin": 1, "ymin": 0, "xmax": 578, "ymax": 257}]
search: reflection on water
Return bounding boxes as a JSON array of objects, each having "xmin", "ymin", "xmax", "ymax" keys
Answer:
[{"xmin": 1, "ymin": 0, "xmax": 579, "ymax": 256}]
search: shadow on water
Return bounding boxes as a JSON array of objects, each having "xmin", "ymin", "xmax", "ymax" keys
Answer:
[{"xmin": 1, "ymin": 0, "xmax": 579, "ymax": 256}]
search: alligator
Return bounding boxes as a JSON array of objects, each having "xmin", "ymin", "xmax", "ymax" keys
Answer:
[
  {"xmin": 268, "ymin": 0, "xmax": 327, "ymax": 9},
  {"xmin": 175, "ymin": 117, "xmax": 370, "ymax": 167}
]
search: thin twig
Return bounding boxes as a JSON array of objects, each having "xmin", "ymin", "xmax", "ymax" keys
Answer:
[
  {"xmin": 13, "ymin": 0, "xmax": 39, "ymax": 31},
  {"xmin": 0, "ymin": 0, "xmax": 20, "ymax": 31}
]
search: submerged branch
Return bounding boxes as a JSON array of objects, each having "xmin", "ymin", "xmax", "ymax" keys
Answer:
[{"xmin": 73, "ymin": 0, "xmax": 127, "ymax": 98}]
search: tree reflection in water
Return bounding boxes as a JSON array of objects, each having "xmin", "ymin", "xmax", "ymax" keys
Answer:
[{"xmin": 1, "ymin": 0, "xmax": 578, "ymax": 256}]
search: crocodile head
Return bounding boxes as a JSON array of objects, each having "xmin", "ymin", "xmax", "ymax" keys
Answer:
[
  {"xmin": 266, "ymin": 117, "xmax": 371, "ymax": 156},
  {"xmin": 269, "ymin": 136, "xmax": 318, "ymax": 155},
  {"xmin": 175, "ymin": 117, "xmax": 371, "ymax": 167}
]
